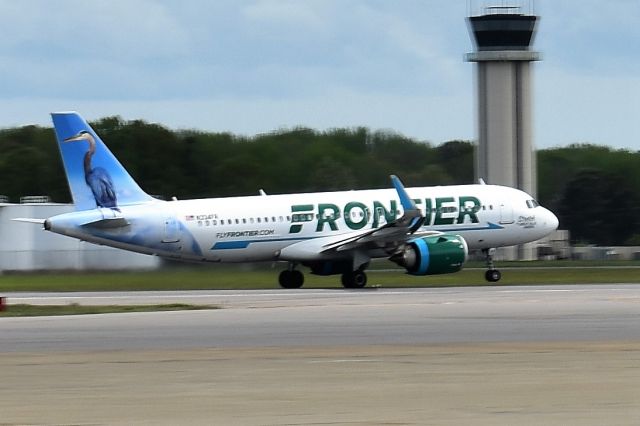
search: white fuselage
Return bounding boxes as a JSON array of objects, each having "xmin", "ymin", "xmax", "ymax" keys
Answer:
[{"xmin": 46, "ymin": 183, "xmax": 558, "ymax": 264}]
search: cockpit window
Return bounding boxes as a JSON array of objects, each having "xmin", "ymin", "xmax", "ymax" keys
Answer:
[{"xmin": 526, "ymin": 199, "xmax": 540, "ymax": 208}]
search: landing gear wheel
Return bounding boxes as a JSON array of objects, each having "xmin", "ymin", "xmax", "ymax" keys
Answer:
[
  {"xmin": 279, "ymin": 270, "xmax": 304, "ymax": 288},
  {"xmin": 482, "ymin": 248, "xmax": 501, "ymax": 283},
  {"xmin": 341, "ymin": 270, "xmax": 367, "ymax": 289},
  {"xmin": 485, "ymin": 269, "xmax": 501, "ymax": 283}
]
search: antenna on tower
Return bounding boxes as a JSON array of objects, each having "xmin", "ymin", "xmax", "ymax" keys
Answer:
[{"xmin": 467, "ymin": 0, "xmax": 535, "ymax": 18}]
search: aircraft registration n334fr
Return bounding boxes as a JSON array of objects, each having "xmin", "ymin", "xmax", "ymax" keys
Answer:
[{"xmin": 17, "ymin": 112, "xmax": 558, "ymax": 288}]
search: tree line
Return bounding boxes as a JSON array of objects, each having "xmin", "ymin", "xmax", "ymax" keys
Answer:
[{"xmin": 1, "ymin": 116, "xmax": 638, "ymax": 246}]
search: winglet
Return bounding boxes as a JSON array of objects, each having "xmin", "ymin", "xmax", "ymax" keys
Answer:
[
  {"xmin": 391, "ymin": 175, "xmax": 418, "ymax": 211},
  {"xmin": 390, "ymin": 175, "xmax": 424, "ymax": 231}
]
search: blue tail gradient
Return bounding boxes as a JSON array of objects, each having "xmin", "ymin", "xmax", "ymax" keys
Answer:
[{"xmin": 51, "ymin": 112, "xmax": 153, "ymax": 211}]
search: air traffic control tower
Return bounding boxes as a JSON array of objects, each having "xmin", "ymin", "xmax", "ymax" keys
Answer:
[
  {"xmin": 466, "ymin": 2, "xmax": 540, "ymax": 195},
  {"xmin": 466, "ymin": 2, "xmax": 540, "ymax": 259}
]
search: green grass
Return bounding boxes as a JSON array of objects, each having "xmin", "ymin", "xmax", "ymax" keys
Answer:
[
  {"xmin": 460, "ymin": 259, "xmax": 640, "ymax": 269},
  {"xmin": 374, "ymin": 268, "xmax": 640, "ymax": 286},
  {"xmin": 0, "ymin": 262, "xmax": 638, "ymax": 292},
  {"xmin": 0, "ymin": 269, "xmax": 286, "ymax": 291},
  {"xmin": 0, "ymin": 303, "xmax": 217, "ymax": 317}
]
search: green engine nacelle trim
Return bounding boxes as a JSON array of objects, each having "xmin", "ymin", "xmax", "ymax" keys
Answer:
[{"xmin": 406, "ymin": 234, "xmax": 467, "ymax": 275}]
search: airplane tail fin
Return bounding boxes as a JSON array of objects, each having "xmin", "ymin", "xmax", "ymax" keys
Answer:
[{"xmin": 51, "ymin": 112, "xmax": 153, "ymax": 211}]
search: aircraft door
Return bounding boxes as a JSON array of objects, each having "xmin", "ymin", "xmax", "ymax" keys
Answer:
[
  {"xmin": 499, "ymin": 203, "xmax": 514, "ymax": 224},
  {"xmin": 162, "ymin": 216, "xmax": 181, "ymax": 243}
]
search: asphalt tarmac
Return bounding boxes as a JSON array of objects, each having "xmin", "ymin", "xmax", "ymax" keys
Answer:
[{"xmin": 1, "ymin": 285, "xmax": 640, "ymax": 424}]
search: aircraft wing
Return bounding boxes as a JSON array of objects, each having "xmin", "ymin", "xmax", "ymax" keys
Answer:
[
  {"xmin": 321, "ymin": 225, "xmax": 440, "ymax": 253},
  {"xmin": 322, "ymin": 175, "xmax": 430, "ymax": 252},
  {"xmin": 279, "ymin": 175, "xmax": 436, "ymax": 260}
]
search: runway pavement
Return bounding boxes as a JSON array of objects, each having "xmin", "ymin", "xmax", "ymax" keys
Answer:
[
  {"xmin": 1, "ymin": 285, "xmax": 640, "ymax": 424},
  {"xmin": 3, "ymin": 285, "xmax": 640, "ymax": 351}
]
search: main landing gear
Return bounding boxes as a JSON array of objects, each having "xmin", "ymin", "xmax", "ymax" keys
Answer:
[
  {"xmin": 278, "ymin": 264, "xmax": 368, "ymax": 289},
  {"xmin": 483, "ymin": 248, "xmax": 502, "ymax": 283},
  {"xmin": 341, "ymin": 269, "xmax": 367, "ymax": 289},
  {"xmin": 278, "ymin": 267, "xmax": 304, "ymax": 289}
]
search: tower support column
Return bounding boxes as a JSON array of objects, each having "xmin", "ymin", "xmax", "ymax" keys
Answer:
[{"xmin": 466, "ymin": 6, "xmax": 540, "ymax": 260}]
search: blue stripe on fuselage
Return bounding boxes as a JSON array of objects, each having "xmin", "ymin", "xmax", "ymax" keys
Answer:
[
  {"xmin": 212, "ymin": 241, "xmax": 251, "ymax": 250},
  {"xmin": 435, "ymin": 222, "xmax": 503, "ymax": 232},
  {"xmin": 210, "ymin": 222, "xmax": 503, "ymax": 251},
  {"xmin": 211, "ymin": 236, "xmax": 314, "ymax": 250}
]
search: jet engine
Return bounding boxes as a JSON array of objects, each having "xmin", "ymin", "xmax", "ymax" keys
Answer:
[{"xmin": 390, "ymin": 234, "xmax": 468, "ymax": 275}]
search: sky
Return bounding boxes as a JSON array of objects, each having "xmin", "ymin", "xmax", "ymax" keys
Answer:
[{"xmin": 0, "ymin": 0, "xmax": 638, "ymax": 150}]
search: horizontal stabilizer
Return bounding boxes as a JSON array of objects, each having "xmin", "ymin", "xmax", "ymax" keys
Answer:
[
  {"xmin": 12, "ymin": 218, "xmax": 46, "ymax": 225},
  {"xmin": 81, "ymin": 217, "xmax": 129, "ymax": 229}
]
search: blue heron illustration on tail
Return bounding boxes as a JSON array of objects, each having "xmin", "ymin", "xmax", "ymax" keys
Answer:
[
  {"xmin": 52, "ymin": 112, "xmax": 153, "ymax": 211},
  {"xmin": 45, "ymin": 112, "xmax": 203, "ymax": 258},
  {"xmin": 64, "ymin": 130, "xmax": 118, "ymax": 209}
]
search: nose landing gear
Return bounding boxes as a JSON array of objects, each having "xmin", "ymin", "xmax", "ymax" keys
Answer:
[{"xmin": 483, "ymin": 248, "xmax": 502, "ymax": 283}]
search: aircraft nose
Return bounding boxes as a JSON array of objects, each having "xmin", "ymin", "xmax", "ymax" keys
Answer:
[{"xmin": 545, "ymin": 208, "xmax": 559, "ymax": 232}]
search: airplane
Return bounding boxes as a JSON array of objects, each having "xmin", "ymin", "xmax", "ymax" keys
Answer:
[{"xmin": 15, "ymin": 112, "xmax": 558, "ymax": 288}]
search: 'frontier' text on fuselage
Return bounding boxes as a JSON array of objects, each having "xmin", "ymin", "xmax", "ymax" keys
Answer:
[{"xmin": 290, "ymin": 196, "xmax": 481, "ymax": 233}]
